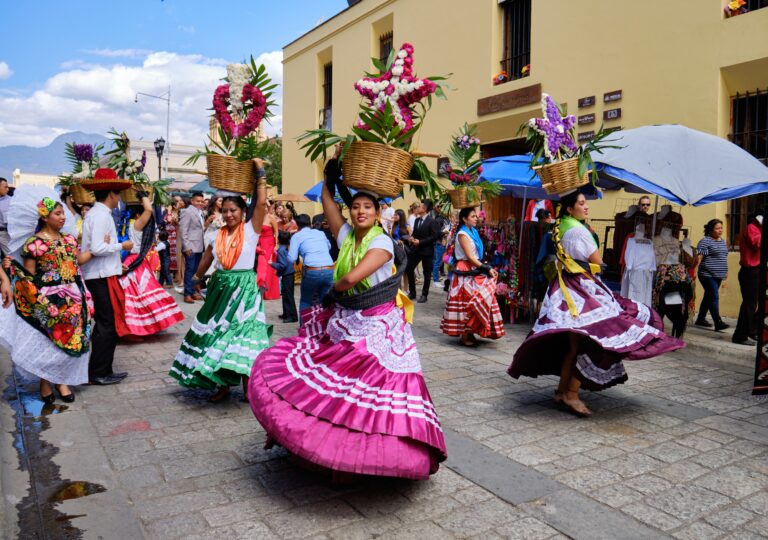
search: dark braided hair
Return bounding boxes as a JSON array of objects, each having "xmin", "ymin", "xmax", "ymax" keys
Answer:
[{"xmin": 123, "ymin": 198, "xmax": 157, "ymax": 274}]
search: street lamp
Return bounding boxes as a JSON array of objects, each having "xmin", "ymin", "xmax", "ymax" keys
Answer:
[
  {"xmin": 154, "ymin": 137, "xmax": 166, "ymax": 181},
  {"xmin": 135, "ymin": 86, "xmax": 171, "ymax": 178}
]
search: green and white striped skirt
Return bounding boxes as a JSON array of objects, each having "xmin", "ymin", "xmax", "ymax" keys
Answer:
[{"xmin": 169, "ymin": 269, "xmax": 272, "ymax": 389}]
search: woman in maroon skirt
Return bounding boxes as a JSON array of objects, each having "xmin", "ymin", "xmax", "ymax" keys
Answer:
[{"xmin": 508, "ymin": 191, "xmax": 685, "ymax": 417}]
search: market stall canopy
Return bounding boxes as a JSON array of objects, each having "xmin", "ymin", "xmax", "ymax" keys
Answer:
[
  {"xmin": 272, "ymin": 192, "xmax": 311, "ymax": 203},
  {"xmin": 594, "ymin": 124, "xmax": 768, "ymax": 206},
  {"xmin": 480, "ymin": 154, "xmax": 600, "ymax": 200}
]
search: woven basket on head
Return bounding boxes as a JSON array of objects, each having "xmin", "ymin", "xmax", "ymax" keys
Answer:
[
  {"xmin": 121, "ymin": 185, "xmax": 155, "ymax": 205},
  {"xmin": 447, "ymin": 186, "xmax": 484, "ymax": 209},
  {"xmin": 535, "ymin": 157, "xmax": 589, "ymax": 195},
  {"xmin": 341, "ymin": 141, "xmax": 414, "ymax": 198},
  {"xmin": 69, "ymin": 184, "xmax": 96, "ymax": 205},
  {"xmin": 206, "ymin": 154, "xmax": 255, "ymax": 194}
]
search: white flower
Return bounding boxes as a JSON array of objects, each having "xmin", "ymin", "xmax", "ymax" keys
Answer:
[
  {"xmin": 392, "ymin": 67, "xmax": 403, "ymax": 77},
  {"xmin": 556, "ymin": 125, "xmax": 564, "ymax": 134},
  {"xmin": 398, "ymin": 50, "xmax": 407, "ymax": 59},
  {"xmin": 227, "ymin": 63, "xmax": 251, "ymax": 114}
]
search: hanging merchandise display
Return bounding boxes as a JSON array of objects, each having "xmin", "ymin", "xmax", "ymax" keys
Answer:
[{"xmin": 479, "ymin": 219, "xmax": 520, "ymax": 320}]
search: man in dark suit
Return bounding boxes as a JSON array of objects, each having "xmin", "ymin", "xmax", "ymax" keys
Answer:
[{"xmin": 405, "ymin": 199, "xmax": 443, "ymax": 303}]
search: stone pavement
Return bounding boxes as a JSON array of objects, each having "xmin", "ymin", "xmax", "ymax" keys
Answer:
[{"xmin": 2, "ymin": 283, "xmax": 767, "ymax": 539}]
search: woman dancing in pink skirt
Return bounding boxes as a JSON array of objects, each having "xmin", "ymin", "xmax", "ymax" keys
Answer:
[{"xmin": 249, "ymin": 157, "xmax": 446, "ymax": 480}]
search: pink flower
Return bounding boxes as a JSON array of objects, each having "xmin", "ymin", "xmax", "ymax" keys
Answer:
[{"xmin": 27, "ymin": 239, "xmax": 48, "ymax": 257}]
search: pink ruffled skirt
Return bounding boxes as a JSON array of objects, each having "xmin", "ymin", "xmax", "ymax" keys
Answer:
[{"xmin": 249, "ymin": 301, "xmax": 447, "ymax": 480}]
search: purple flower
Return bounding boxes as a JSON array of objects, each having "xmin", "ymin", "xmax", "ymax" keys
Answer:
[
  {"xmin": 138, "ymin": 150, "xmax": 147, "ymax": 173},
  {"xmin": 73, "ymin": 143, "xmax": 94, "ymax": 163}
]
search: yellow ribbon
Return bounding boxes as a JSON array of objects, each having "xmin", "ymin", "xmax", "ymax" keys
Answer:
[{"xmin": 396, "ymin": 289, "xmax": 414, "ymax": 324}]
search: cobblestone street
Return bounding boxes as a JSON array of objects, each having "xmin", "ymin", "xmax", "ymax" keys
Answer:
[{"xmin": 2, "ymin": 287, "xmax": 767, "ymax": 539}]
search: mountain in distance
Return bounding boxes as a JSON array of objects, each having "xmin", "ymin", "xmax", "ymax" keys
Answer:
[{"xmin": 0, "ymin": 131, "xmax": 111, "ymax": 181}]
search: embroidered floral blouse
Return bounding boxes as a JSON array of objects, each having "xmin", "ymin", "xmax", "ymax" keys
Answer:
[{"xmin": 22, "ymin": 234, "xmax": 80, "ymax": 285}]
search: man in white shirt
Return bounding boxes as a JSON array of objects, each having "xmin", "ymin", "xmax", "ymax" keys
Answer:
[
  {"xmin": 379, "ymin": 198, "xmax": 395, "ymax": 235},
  {"xmin": 81, "ymin": 189, "xmax": 133, "ymax": 385}
]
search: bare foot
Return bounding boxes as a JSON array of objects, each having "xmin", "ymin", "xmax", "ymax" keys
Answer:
[{"xmin": 561, "ymin": 395, "xmax": 592, "ymax": 417}]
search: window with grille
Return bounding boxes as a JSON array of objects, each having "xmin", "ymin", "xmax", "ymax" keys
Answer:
[
  {"xmin": 500, "ymin": 0, "xmax": 531, "ymax": 83},
  {"xmin": 320, "ymin": 63, "xmax": 333, "ymax": 130},
  {"xmin": 379, "ymin": 31, "xmax": 393, "ymax": 64},
  {"xmin": 746, "ymin": 0, "xmax": 768, "ymax": 12},
  {"xmin": 728, "ymin": 88, "xmax": 768, "ymax": 246}
]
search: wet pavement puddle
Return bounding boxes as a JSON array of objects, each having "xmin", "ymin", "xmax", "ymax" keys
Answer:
[{"xmin": 5, "ymin": 374, "xmax": 108, "ymax": 539}]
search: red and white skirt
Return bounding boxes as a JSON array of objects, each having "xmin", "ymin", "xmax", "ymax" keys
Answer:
[
  {"xmin": 440, "ymin": 261, "xmax": 505, "ymax": 339},
  {"xmin": 109, "ymin": 254, "xmax": 184, "ymax": 337}
]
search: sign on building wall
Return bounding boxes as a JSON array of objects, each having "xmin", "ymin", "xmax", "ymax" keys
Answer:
[
  {"xmin": 604, "ymin": 90, "xmax": 622, "ymax": 103},
  {"xmin": 477, "ymin": 83, "xmax": 541, "ymax": 116}
]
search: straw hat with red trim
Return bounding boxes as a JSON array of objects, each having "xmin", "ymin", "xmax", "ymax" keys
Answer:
[{"xmin": 80, "ymin": 168, "xmax": 133, "ymax": 191}]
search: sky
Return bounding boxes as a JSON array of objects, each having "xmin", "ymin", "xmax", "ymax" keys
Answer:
[{"xmin": 0, "ymin": 0, "xmax": 349, "ymax": 147}]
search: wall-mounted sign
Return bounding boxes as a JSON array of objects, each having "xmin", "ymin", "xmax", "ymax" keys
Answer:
[
  {"xmin": 477, "ymin": 83, "xmax": 541, "ymax": 116},
  {"xmin": 604, "ymin": 90, "xmax": 622, "ymax": 103},
  {"xmin": 604, "ymin": 125, "xmax": 622, "ymax": 134},
  {"xmin": 578, "ymin": 96, "xmax": 595, "ymax": 108},
  {"xmin": 578, "ymin": 131, "xmax": 595, "ymax": 142},
  {"xmin": 604, "ymin": 108, "xmax": 622, "ymax": 121},
  {"xmin": 578, "ymin": 113, "xmax": 595, "ymax": 126}
]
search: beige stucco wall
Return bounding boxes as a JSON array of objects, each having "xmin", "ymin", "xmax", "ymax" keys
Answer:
[{"xmin": 282, "ymin": 0, "xmax": 768, "ymax": 316}]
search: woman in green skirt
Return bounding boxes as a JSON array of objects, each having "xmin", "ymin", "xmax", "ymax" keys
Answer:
[{"xmin": 169, "ymin": 163, "xmax": 271, "ymax": 401}]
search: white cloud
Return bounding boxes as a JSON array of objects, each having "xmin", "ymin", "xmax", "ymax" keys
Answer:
[
  {"xmin": 83, "ymin": 48, "xmax": 153, "ymax": 58},
  {"xmin": 177, "ymin": 24, "xmax": 196, "ymax": 34},
  {"xmin": 0, "ymin": 50, "xmax": 283, "ymax": 147},
  {"xmin": 0, "ymin": 62, "xmax": 12, "ymax": 80}
]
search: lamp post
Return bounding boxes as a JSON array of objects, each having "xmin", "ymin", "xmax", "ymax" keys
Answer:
[
  {"xmin": 154, "ymin": 137, "xmax": 165, "ymax": 181},
  {"xmin": 135, "ymin": 86, "xmax": 171, "ymax": 178}
]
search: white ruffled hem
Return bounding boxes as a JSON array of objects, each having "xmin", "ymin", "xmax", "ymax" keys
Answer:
[{"xmin": 0, "ymin": 305, "xmax": 89, "ymax": 385}]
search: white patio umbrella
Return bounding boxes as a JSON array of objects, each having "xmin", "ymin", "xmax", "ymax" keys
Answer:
[{"xmin": 594, "ymin": 124, "xmax": 768, "ymax": 207}]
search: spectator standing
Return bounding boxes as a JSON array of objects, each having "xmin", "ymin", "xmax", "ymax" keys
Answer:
[
  {"xmin": 272, "ymin": 231, "xmax": 298, "ymax": 323},
  {"xmin": 288, "ymin": 214, "xmax": 334, "ymax": 321},
  {"xmin": 81, "ymin": 188, "xmax": 133, "ymax": 385},
  {"xmin": 179, "ymin": 192, "xmax": 206, "ymax": 304},
  {"xmin": 380, "ymin": 198, "xmax": 395, "ymax": 234},
  {"xmin": 432, "ymin": 211, "xmax": 451, "ymax": 287},
  {"xmin": 156, "ymin": 230, "xmax": 174, "ymax": 288},
  {"xmin": 0, "ymin": 178, "xmax": 10, "ymax": 256},
  {"xmin": 405, "ymin": 199, "xmax": 443, "ymax": 303},
  {"xmin": 695, "ymin": 219, "xmax": 730, "ymax": 332},
  {"xmin": 733, "ymin": 212, "xmax": 763, "ymax": 345}
]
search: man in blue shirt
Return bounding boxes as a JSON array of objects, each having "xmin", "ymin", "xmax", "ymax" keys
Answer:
[{"xmin": 288, "ymin": 214, "xmax": 334, "ymax": 322}]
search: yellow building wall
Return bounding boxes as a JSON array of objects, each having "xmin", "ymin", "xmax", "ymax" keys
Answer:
[{"xmin": 282, "ymin": 0, "xmax": 768, "ymax": 316}]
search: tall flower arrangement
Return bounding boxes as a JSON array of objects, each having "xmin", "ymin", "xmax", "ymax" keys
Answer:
[
  {"xmin": 520, "ymin": 93, "xmax": 619, "ymax": 184},
  {"xmin": 297, "ymin": 42, "xmax": 450, "ymax": 199},
  {"xmin": 104, "ymin": 129, "xmax": 172, "ymax": 206},
  {"xmin": 58, "ymin": 142, "xmax": 104, "ymax": 186},
  {"xmin": 443, "ymin": 123, "xmax": 502, "ymax": 207},
  {"xmin": 187, "ymin": 57, "xmax": 277, "ymax": 166}
]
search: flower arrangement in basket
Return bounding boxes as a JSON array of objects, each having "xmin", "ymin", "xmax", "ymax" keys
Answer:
[
  {"xmin": 442, "ymin": 124, "xmax": 502, "ymax": 209},
  {"xmin": 58, "ymin": 142, "xmax": 105, "ymax": 205},
  {"xmin": 186, "ymin": 57, "xmax": 277, "ymax": 194},
  {"xmin": 104, "ymin": 129, "xmax": 171, "ymax": 207},
  {"xmin": 724, "ymin": 0, "xmax": 748, "ymax": 17},
  {"xmin": 520, "ymin": 94, "xmax": 620, "ymax": 195},
  {"xmin": 297, "ymin": 42, "xmax": 451, "ymax": 199}
]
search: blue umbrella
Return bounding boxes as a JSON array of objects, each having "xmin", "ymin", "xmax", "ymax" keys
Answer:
[
  {"xmin": 304, "ymin": 181, "xmax": 353, "ymax": 203},
  {"xmin": 304, "ymin": 182, "xmax": 400, "ymax": 204},
  {"xmin": 480, "ymin": 154, "xmax": 602, "ymax": 200}
]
